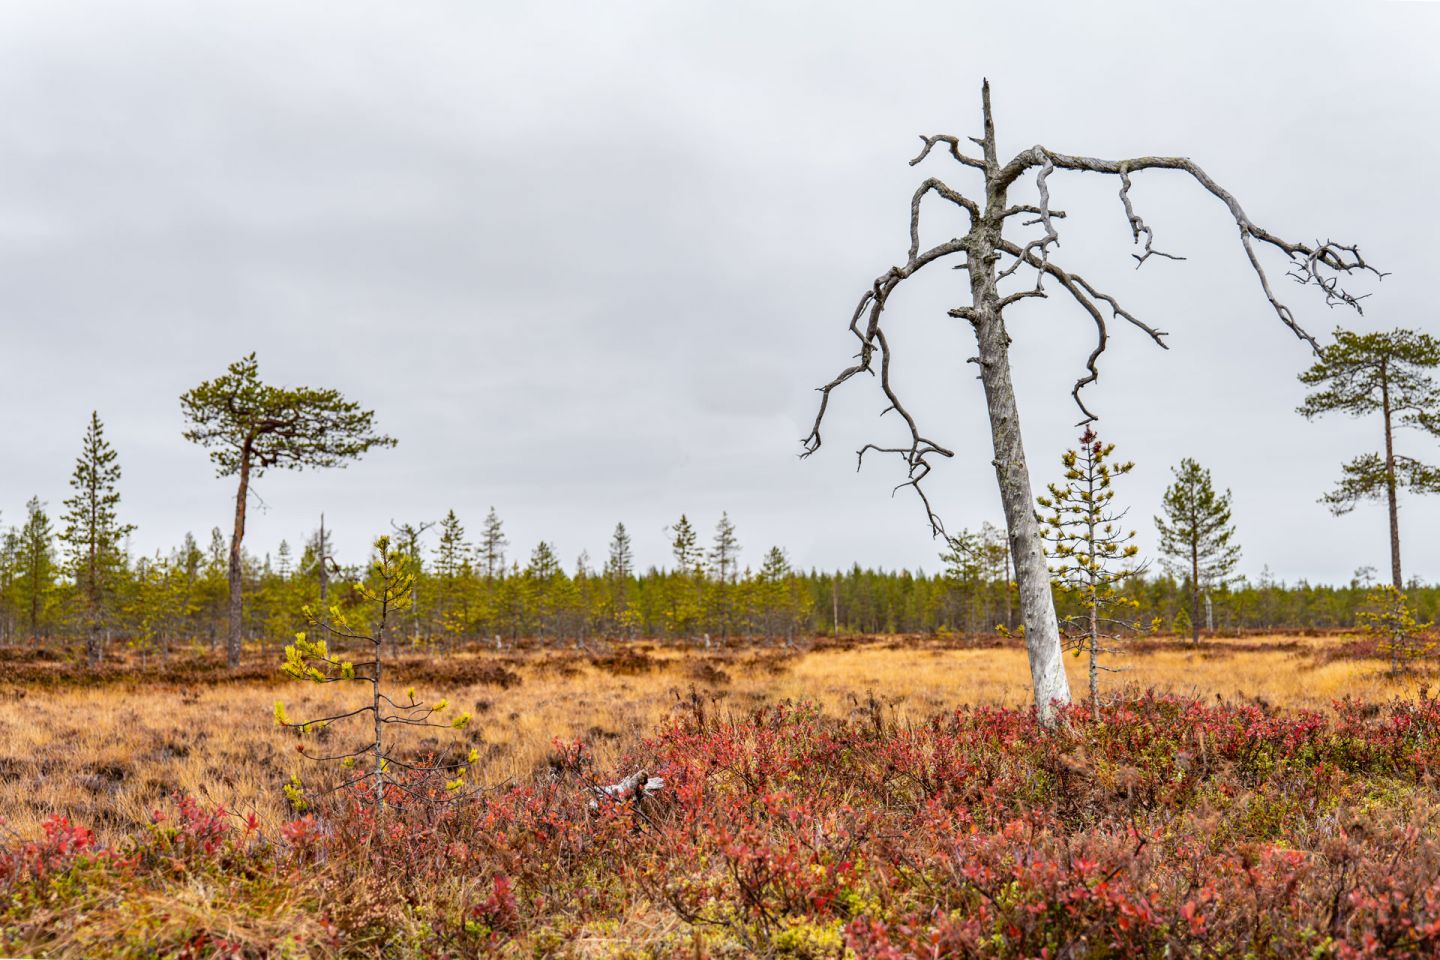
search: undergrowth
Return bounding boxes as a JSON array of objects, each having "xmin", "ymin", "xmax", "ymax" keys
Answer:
[{"xmin": 4, "ymin": 692, "xmax": 1440, "ymax": 957}]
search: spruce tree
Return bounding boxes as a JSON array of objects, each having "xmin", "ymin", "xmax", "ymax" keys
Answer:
[
  {"xmin": 1036, "ymin": 429, "xmax": 1142, "ymax": 717},
  {"xmin": 59, "ymin": 412, "xmax": 135, "ymax": 665},
  {"xmin": 1298, "ymin": 327, "xmax": 1440, "ymax": 590},
  {"xmin": 180, "ymin": 353, "xmax": 395, "ymax": 667},
  {"xmin": 1155, "ymin": 458, "xmax": 1241, "ymax": 644}
]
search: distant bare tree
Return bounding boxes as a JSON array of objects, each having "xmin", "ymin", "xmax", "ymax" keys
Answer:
[{"xmin": 803, "ymin": 81, "xmax": 1381, "ymax": 721}]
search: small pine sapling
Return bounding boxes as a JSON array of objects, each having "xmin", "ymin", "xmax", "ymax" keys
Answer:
[
  {"xmin": 274, "ymin": 535, "xmax": 473, "ymax": 812},
  {"xmin": 1036, "ymin": 429, "xmax": 1144, "ymax": 719},
  {"xmin": 1358, "ymin": 585, "xmax": 1434, "ymax": 675}
]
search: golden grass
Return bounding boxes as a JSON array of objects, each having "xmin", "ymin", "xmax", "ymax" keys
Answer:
[{"xmin": 0, "ymin": 634, "xmax": 1427, "ymax": 843}]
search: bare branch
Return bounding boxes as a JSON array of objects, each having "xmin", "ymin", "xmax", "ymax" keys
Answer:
[
  {"xmin": 995, "ymin": 146, "xmax": 1382, "ymax": 347},
  {"xmin": 802, "ymin": 230, "xmax": 967, "ymax": 535},
  {"xmin": 909, "ymin": 135, "xmax": 987, "ymax": 171},
  {"xmin": 1002, "ymin": 204, "xmax": 1068, "ymax": 221},
  {"xmin": 999, "ymin": 240, "xmax": 1169, "ymax": 425},
  {"xmin": 910, "ymin": 179, "xmax": 977, "ymax": 259},
  {"xmin": 997, "ymin": 154, "xmax": 1059, "ymax": 284},
  {"xmin": 1118, "ymin": 168, "xmax": 1186, "ymax": 267}
]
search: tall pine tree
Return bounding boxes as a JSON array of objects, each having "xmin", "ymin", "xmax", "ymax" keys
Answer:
[{"xmin": 1298, "ymin": 327, "xmax": 1440, "ymax": 590}]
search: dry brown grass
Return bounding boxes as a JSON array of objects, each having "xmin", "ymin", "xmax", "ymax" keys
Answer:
[{"xmin": 0, "ymin": 633, "xmax": 1429, "ymax": 843}]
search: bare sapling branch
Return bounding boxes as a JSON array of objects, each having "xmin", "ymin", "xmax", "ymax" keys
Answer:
[{"xmin": 274, "ymin": 535, "xmax": 476, "ymax": 815}]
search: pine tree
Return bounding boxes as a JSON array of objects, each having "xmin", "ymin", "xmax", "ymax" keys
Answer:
[
  {"xmin": 1155, "ymin": 458, "xmax": 1241, "ymax": 644},
  {"xmin": 435, "ymin": 510, "xmax": 468, "ymax": 580},
  {"xmin": 59, "ymin": 412, "xmax": 135, "ymax": 665},
  {"xmin": 706, "ymin": 513, "xmax": 742, "ymax": 642},
  {"xmin": 1298, "ymin": 327, "xmax": 1440, "ymax": 590},
  {"xmin": 527, "ymin": 541, "xmax": 561, "ymax": 580},
  {"xmin": 174, "ymin": 532, "xmax": 205, "ymax": 649},
  {"xmin": 940, "ymin": 525, "xmax": 1008, "ymax": 634},
  {"xmin": 605, "ymin": 523, "xmax": 634, "ymax": 580},
  {"xmin": 201, "ymin": 527, "xmax": 229, "ymax": 652},
  {"xmin": 278, "ymin": 536, "xmax": 473, "ymax": 812},
  {"xmin": 389, "ymin": 519, "xmax": 435, "ymax": 646},
  {"xmin": 180, "ymin": 353, "xmax": 395, "ymax": 667},
  {"xmin": 708, "ymin": 512, "xmax": 741, "ymax": 583},
  {"xmin": 1358, "ymin": 585, "xmax": 1434, "ymax": 675},
  {"xmin": 527, "ymin": 542, "xmax": 562, "ymax": 640},
  {"xmin": 671, "ymin": 515, "xmax": 700, "ymax": 573},
  {"xmin": 1036, "ymin": 429, "xmax": 1142, "ymax": 717},
  {"xmin": 478, "ymin": 507, "xmax": 508, "ymax": 581},
  {"xmin": 13, "ymin": 498, "xmax": 57, "ymax": 645},
  {"xmin": 434, "ymin": 510, "xmax": 471, "ymax": 648},
  {"xmin": 604, "ymin": 523, "xmax": 635, "ymax": 637},
  {"xmin": 757, "ymin": 546, "xmax": 805, "ymax": 644}
]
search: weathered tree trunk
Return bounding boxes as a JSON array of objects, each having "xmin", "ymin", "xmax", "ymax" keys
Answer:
[
  {"xmin": 970, "ymin": 311, "xmax": 1070, "ymax": 720},
  {"xmin": 227, "ymin": 450, "xmax": 251, "ymax": 669},
  {"xmin": 964, "ymin": 87, "xmax": 1070, "ymax": 722}
]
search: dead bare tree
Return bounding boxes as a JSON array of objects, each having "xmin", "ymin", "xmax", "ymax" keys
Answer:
[{"xmin": 802, "ymin": 81, "xmax": 1382, "ymax": 723}]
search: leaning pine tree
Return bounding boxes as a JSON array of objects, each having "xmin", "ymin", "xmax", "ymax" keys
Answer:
[
  {"xmin": 1036, "ymin": 429, "xmax": 1142, "ymax": 719},
  {"xmin": 802, "ymin": 80, "xmax": 1380, "ymax": 722},
  {"xmin": 180, "ymin": 354, "xmax": 395, "ymax": 668},
  {"xmin": 1155, "ymin": 459, "xmax": 1241, "ymax": 644}
]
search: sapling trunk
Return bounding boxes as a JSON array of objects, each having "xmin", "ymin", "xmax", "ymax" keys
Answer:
[{"xmin": 374, "ymin": 595, "xmax": 387, "ymax": 811}]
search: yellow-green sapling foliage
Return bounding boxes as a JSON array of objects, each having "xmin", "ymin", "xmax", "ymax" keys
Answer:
[
  {"xmin": 1358, "ymin": 585, "xmax": 1434, "ymax": 675},
  {"xmin": 275, "ymin": 535, "xmax": 473, "ymax": 811},
  {"xmin": 1037, "ymin": 428, "xmax": 1143, "ymax": 718}
]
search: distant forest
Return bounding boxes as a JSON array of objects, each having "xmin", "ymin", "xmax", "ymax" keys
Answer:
[{"xmin": 1, "ymin": 500, "xmax": 1427, "ymax": 655}]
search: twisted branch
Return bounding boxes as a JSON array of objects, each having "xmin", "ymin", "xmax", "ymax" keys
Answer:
[
  {"xmin": 801, "ymin": 232, "xmax": 966, "ymax": 534},
  {"xmin": 996, "ymin": 146, "xmax": 1384, "ymax": 348},
  {"xmin": 997, "ymin": 239, "xmax": 1170, "ymax": 424}
]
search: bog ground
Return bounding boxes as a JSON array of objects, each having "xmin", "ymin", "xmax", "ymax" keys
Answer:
[{"xmin": 0, "ymin": 633, "xmax": 1422, "ymax": 842}]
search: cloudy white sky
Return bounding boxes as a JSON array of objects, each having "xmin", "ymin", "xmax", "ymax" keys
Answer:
[{"xmin": 2, "ymin": 1, "xmax": 1437, "ymax": 583}]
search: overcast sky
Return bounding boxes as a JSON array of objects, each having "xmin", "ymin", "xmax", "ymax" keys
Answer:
[{"xmin": 2, "ymin": 1, "xmax": 1437, "ymax": 584}]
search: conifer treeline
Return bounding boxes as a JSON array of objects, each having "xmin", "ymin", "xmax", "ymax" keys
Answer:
[{"xmin": 3, "ymin": 497, "xmax": 1436, "ymax": 655}]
